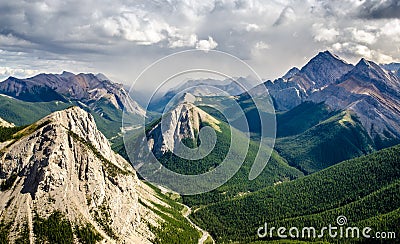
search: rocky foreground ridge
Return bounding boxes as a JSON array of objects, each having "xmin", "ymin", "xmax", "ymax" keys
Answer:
[{"xmin": 0, "ymin": 107, "xmax": 180, "ymax": 243}]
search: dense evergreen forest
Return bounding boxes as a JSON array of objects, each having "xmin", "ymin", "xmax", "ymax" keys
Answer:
[{"xmin": 190, "ymin": 144, "xmax": 400, "ymax": 243}]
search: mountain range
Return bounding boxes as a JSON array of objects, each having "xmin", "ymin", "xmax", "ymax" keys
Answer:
[
  {"xmin": 0, "ymin": 72, "xmax": 147, "ymax": 146},
  {"xmin": 146, "ymin": 51, "xmax": 400, "ymax": 242},
  {"xmin": 0, "ymin": 71, "xmax": 144, "ymax": 115},
  {"xmin": 148, "ymin": 77, "xmax": 252, "ymax": 112},
  {"xmin": 0, "ymin": 50, "xmax": 399, "ymax": 243},
  {"xmin": 260, "ymin": 51, "xmax": 400, "ymax": 145}
]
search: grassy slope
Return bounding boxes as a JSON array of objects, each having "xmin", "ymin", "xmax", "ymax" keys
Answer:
[
  {"xmin": 140, "ymin": 182, "xmax": 201, "ymax": 244},
  {"xmin": 201, "ymin": 99, "xmax": 376, "ymax": 175},
  {"xmin": 275, "ymin": 110, "xmax": 375, "ymax": 174},
  {"xmin": 197, "ymin": 96, "xmax": 275, "ymax": 140},
  {"xmin": 276, "ymin": 102, "xmax": 336, "ymax": 137},
  {"xmin": 127, "ymin": 106, "xmax": 303, "ymax": 207},
  {"xmin": 190, "ymin": 144, "xmax": 400, "ymax": 243},
  {"xmin": 175, "ymin": 120, "xmax": 304, "ymax": 207},
  {"xmin": 0, "ymin": 95, "xmax": 143, "ymax": 147},
  {"xmin": 0, "ymin": 95, "xmax": 71, "ymax": 126}
]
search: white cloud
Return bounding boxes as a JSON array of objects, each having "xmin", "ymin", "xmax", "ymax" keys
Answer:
[
  {"xmin": 168, "ymin": 34, "xmax": 198, "ymax": 48},
  {"xmin": 348, "ymin": 27, "xmax": 378, "ymax": 45},
  {"xmin": 245, "ymin": 23, "xmax": 260, "ymax": 32},
  {"xmin": 0, "ymin": 67, "xmax": 38, "ymax": 78},
  {"xmin": 380, "ymin": 19, "xmax": 400, "ymax": 41},
  {"xmin": 375, "ymin": 52, "xmax": 394, "ymax": 63},
  {"xmin": 102, "ymin": 12, "xmax": 173, "ymax": 45},
  {"xmin": 312, "ymin": 23, "xmax": 339, "ymax": 42},
  {"xmin": 195, "ymin": 36, "xmax": 218, "ymax": 51},
  {"xmin": 255, "ymin": 41, "xmax": 270, "ymax": 50},
  {"xmin": 332, "ymin": 42, "xmax": 393, "ymax": 63},
  {"xmin": 176, "ymin": 0, "xmax": 216, "ymax": 20},
  {"xmin": 0, "ymin": 0, "xmax": 399, "ymax": 85},
  {"xmin": 332, "ymin": 42, "xmax": 372, "ymax": 58}
]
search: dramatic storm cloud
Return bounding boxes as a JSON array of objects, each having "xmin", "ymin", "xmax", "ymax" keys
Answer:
[{"xmin": 0, "ymin": 0, "xmax": 399, "ymax": 87}]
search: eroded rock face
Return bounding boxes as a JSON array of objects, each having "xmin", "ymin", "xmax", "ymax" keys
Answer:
[
  {"xmin": 261, "ymin": 50, "xmax": 354, "ymax": 111},
  {"xmin": 254, "ymin": 52, "xmax": 400, "ymax": 142},
  {"xmin": 146, "ymin": 103, "xmax": 220, "ymax": 157},
  {"xmin": 0, "ymin": 117, "xmax": 14, "ymax": 128},
  {"xmin": 309, "ymin": 58, "xmax": 400, "ymax": 140},
  {"xmin": 0, "ymin": 107, "xmax": 156, "ymax": 243}
]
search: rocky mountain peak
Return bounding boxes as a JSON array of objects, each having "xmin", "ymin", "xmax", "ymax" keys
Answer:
[
  {"xmin": 45, "ymin": 106, "xmax": 115, "ymax": 156},
  {"xmin": 358, "ymin": 57, "xmax": 369, "ymax": 66},
  {"xmin": 259, "ymin": 51, "xmax": 354, "ymax": 111},
  {"xmin": 353, "ymin": 58, "xmax": 384, "ymax": 75},
  {"xmin": 302, "ymin": 50, "xmax": 346, "ymax": 70},
  {"xmin": 259, "ymin": 51, "xmax": 400, "ymax": 142},
  {"xmin": 282, "ymin": 67, "xmax": 300, "ymax": 80},
  {"xmin": 0, "ymin": 106, "xmax": 163, "ymax": 242},
  {"xmin": 299, "ymin": 50, "xmax": 354, "ymax": 88},
  {"xmin": 60, "ymin": 71, "xmax": 75, "ymax": 78},
  {"xmin": 313, "ymin": 50, "xmax": 336, "ymax": 61},
  {"xmin": 146, "ymin": 103, "xmax": 220, "ymax": 157},
  {"xmin": 95, "ymin": 73, "xmax": 110, "ymax": 81},
  {"xmin": 343, "ymin": 58, "xmax": 400, "ymax": 91},
  {"xmin": 354, "ymin": 58, "xmax": 385, "ymax": 74},
  {"xmin": 309, "ymin": 56, "xmax": 400, "ymax": 141}
]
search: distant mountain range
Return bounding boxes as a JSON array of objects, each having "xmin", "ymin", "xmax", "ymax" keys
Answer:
[
  {"xmin": 250, "ymin": 51, "xmax": 400, "ymax": 148},
  {"xmin": 381, "ymin": 62, "xmax": 400, "ymax": 77},
  {"xmin": 148, "ymin": 77, "xmax": 252, "ymax": 112},
  {"xmin": 0, "ymin": 71, "xmax": 144, "ymax": 116},
  {"xmin": 0, "ymin": 72, "xmax": 146, "ymax": 145}
]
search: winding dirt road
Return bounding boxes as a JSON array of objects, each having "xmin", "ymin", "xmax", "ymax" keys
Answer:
[{"xmin": 181, "ymin": 204, "xmax": 214, "ymax": 244}]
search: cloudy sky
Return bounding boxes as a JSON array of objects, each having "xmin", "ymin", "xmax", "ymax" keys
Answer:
[{"xmin": 0, "ymin": 0, "xmax": 399, "ymax": 90}]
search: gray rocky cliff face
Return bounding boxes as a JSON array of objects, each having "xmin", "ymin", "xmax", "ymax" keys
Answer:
[
  {"xmin": 0, "ymin": 107, "xmax": 163, "ymax": 243},
  {"xmin": 308, "ymin": 58, "xmax": 400, "ymax": 140},
  {"xmin": 146, "ymin": 103, "xmax": 220, "ymax": 157},
  {"xmin": 257, "ymin": 51, "xmax": 354, "ymax": 111},
  {"xmin": 297, "ymin": 50, "xmax": 354, "ymax": 90},
  {"xmin": 254, "ymin": 52, "xmax": 400, "ymax": 142},
  {"xmin": 0, "ymin": 117, "xmax": 14, "ymax": 128}
]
